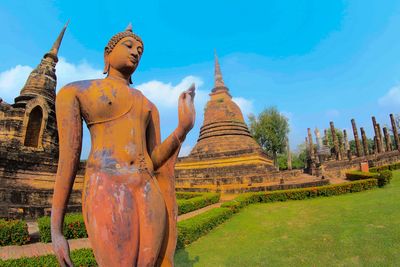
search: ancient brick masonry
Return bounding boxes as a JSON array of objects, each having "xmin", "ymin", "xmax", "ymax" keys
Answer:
[
  {"xmin": 360, "ymin": 127, "xmax": 369, "ymax": 156},
  {"xmin": 351, "ymin": 118, "xmax": 362, "ymax": 157},
  {"xmin": 390, "ymin": 114, "xmax": 400, "ymax": 151},
  {"xmin": 330, "ymin": 121, "xmax": 341, "ymax": 160},
  {"xmin": 0, "ymin": 23, "xmax": 83, "ymax": 219},
  {"xmin": 175, "ymin": 53, "xmax": 277, "ymax": 193}
]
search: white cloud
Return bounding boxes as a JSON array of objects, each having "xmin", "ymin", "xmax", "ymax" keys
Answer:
[
  {"xmin": 56, "ymin": 57, "xmax": 103, "ymax": 91},
  {"xmin": 137, "ymin": 76, "xmax": 205, "ymax": 108},
  {"xmin": 0, "ymin": 65, "xmax": 33, "ymax": 103},
  {"xmin": 232, "ymin": 97, "xmax": 254, "ymax": 118},
  {"xmin": 0, "ymin": 57, "xmax": 103, "ymax": 103},
  {"xmin": 378, "ymin": 86, "xmax": 400, "ymax": 107}
]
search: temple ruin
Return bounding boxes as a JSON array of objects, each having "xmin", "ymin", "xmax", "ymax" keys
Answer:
[{"xmin": 0, "ymin": 23, "xmax": 83, "ymax": 218}]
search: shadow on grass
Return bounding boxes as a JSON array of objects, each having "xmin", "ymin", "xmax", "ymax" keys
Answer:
[{"xmin": 175, "ymin": 248, "xmax": 199, "ymax": 267}]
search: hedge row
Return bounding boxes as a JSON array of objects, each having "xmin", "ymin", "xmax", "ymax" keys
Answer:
[
  {"xmin": 0, "ymin": 219, "xmax": 30, "ymax": 246},
  {"xmin": 177, "ymin": 192, "xmax": 220, "ymax": 215},
  {"xmin": 38, "ymin": 193, "xmax": 220, "ymax": 243},
  {"xmin": 345, "ymin": 170, "xmax": 379, "ymax": 181},
  {"xmin": 370, "ymin": 162, "xmax": 400, "ymax": 173},
  {"xmin": 176, "ymin": 192, "xmax": 203, "ymax": 200},
  {"xmin": 0, "ymin": 248, "xmax": 95, "ymax": 267},
  {"xmin": 176, "ymin": 207, "xmax": 233, "ymax": 249},
  {"xmin": 345, "ymin": 170, "xmax": 392, "ymax": 187},
  {"xmin": 221, "ymin": 179, "xmax": 378, "ymax": 213},
  {"xmin": 38, "ymin": 213, "xmax": 87, "ymax": 243}
]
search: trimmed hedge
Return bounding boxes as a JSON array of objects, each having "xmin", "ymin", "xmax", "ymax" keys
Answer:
[
  {"xmin": 177, "ymin": 207, "xmax": 233, "ymax": 249},
  {"xmin": 0, "ymin": 219, "xmax": 30, "ymax": 246},
  {"xmin": 345, "ymin": 169, "xmax": 394, "ymax": 188},
  {"xmin": 176, "ymin": 192, "xmax": 203, "ymax": 200},
  {"xmin": 0, "ymin": 248, "xmax": 96, "ymax": 267},
  {"xmin": 177, "ymin": 192, "xmax": 220, "ymax": 215},
  {"xmin": 370, "ymin": 162, "xmax": 400, "ymax": 173},
  {"xmin": 221, "ymin": 179, "xmax": 378, "ymax": 213},
  {"xmin": 377, "ymin": 170, "xmax": 392, "ymax": 187},
  {"xmin": 38, "ymin": 213, "xmax": 87, "ymax": 243},
  {"xmin": 345, "ymin": 170, "xmax": 379, "ymax": 181}
]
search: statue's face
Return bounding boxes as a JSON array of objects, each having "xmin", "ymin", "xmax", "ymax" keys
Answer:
[{"xmin": 108, "ymin": 36, "xmax": 143, "ymax": 75}]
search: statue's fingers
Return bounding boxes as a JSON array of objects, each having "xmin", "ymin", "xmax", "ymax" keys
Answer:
[
  {"xmin": 187, "ymin": 83, "xmax": 195, "ymax": 93},
  {"xmin": 187, "ymin": 84, "xmax": 196, "ymax": 98}
]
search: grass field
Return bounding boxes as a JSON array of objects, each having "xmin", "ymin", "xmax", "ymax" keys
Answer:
[{"xmin": 175, "ymin": 171, "xmax": 400, "ymax": 266}]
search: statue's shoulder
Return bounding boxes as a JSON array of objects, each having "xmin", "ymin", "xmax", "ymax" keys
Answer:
[
  {"xmin": 62, "ymin": 79, "xmax": 103, "ymax": 93},
  {"xmin": 131, "ymin": 87, "xmax": 158, "ymax": 112}
]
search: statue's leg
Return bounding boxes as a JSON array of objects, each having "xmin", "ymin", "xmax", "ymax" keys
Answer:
[
  {"xmin": 135, "ymin": 173, "xmax": 167, "ymax": 266},
  {"xmin": 82, "ymin": 172, "xmax": 140, "ymax": 267},
  {"xmin": 155, "ymin": 169, "xmax": 178, "ymax": 267}
]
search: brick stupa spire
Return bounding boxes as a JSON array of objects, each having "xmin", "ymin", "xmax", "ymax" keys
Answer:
[
  {"xmin": 175, "ymin": 53, "xmax": 274, "ymax": 193},
  {"xmin": 14, "ymin": 21, "xmax": 68, "ymax": 107}
]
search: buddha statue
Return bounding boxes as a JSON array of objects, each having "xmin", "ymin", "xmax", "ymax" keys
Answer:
[{"xmin": 51, "ymin": 24, "xmax": 195, "ymax": 267}]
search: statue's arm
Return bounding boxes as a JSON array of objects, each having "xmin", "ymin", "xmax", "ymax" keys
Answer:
[
  {"xmin": 51, "ymin": 86, "xmax": 82, "ymax": 236},
  {"xmin": 147, "ymin": 104, "xmax": 181, "ymax": 171},
  {"xmin": 147, "ymin": 85, "xmax": 195, "ymax": 170}
]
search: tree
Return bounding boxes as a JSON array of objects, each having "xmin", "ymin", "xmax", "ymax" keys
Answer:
[
  {"xmin": 325, "ymin": 128, "xmax": 343, "ymax": 150},
  {"xmin": 248, "ymin": 107, "xmax": 289, "ymax": 169}
]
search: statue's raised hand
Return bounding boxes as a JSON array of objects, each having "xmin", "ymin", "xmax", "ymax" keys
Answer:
[
  {"xmin": 52, "ymin": 232, "xmax": 73, "ymax": 267},
  {"xmin": 176, "ymin": 83, "xmax": 196, "ymax": 140}
]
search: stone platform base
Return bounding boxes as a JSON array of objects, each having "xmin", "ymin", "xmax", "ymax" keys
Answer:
[
  {"xmin": 0, "ymin": 186, "xmax": 82, "ymax": 219},
  {"xmin": 176, "ymin": 174, "xmax": 329, "ymax": 194}
]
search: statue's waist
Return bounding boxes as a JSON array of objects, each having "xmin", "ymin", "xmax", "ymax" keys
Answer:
[{"xmin": 85, "ymin": 160, "xmax": 154, "ymax": 175}]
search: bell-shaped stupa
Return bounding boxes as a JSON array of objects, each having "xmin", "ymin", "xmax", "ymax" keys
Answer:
[{"xmin": 175, "ymin": 53, "xmax": 274, "ymax": 193}]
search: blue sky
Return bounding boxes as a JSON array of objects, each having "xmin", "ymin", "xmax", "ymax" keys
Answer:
[{"xmin": 1, "ymin": 0, "xmax": 400, "ymax": 158}]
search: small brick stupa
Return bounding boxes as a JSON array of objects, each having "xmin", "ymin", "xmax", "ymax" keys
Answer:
[{"xmin": 175, "ymin": 53, "xmax": 275, "ymax": 193}]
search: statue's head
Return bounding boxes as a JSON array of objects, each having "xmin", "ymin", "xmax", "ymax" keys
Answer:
[{"xmin": 103, "ymin": 24, "xmax": 144, "ymax": 84}]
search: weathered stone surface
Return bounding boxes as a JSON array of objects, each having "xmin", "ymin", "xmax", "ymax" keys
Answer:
[
  {"xmin": 372, "ymin": 116, "xmax": 383, "ymax": 153},
  {"xmin": 322, "ymin": 150, "xmax": 400, "ymax": 179},
  {"xmin": 351, "ymin": 118, "xmax": 362, "ymax": 157},
  {"xmin": 383, "ymin": 127, "xmax": 392, "ymax": 152},
  {"xmin": 0, "ymin": 24, "xmax": 84, "ymax": 219},
  {"xmin": 330, "ymin": 121, "xmax": 341, "ymax": 160},
  {"xmin": 360, "ymin": 127, "xmax": 369, "ymax": 156},
  {"xmin": 390, "ymin": 113, "xmax": 400, "ymax": 151}
]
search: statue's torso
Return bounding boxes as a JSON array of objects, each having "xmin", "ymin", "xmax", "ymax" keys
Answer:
[{"xmin": 68, "ymin": 79, "xmax": 155, "ymax": 176}]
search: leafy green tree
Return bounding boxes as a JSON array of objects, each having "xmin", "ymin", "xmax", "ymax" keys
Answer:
[
  {"xmin": 295, "ymin": 143, "xmax": 308, "ymax": 168},
  {"xmin": 277, "ymin": 151, "xmax": 306, "ymax": 170},
  {"xmin": 325, "ymin": 128, "xmax": 344, "ymax": 149},
  {"xmin": 248, "ymin": 107, "xmax": 289, "ymax": 169}
]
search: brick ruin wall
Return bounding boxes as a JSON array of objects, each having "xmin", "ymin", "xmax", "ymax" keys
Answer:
[{"xmin": 321, "ymin": 150, "xmax": 400, "ymax": 179}]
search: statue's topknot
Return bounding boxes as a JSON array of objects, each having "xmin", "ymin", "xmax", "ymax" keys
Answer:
[{"xmin": 104, "ymin": 23, "xmax": 144, "ymax": 55}]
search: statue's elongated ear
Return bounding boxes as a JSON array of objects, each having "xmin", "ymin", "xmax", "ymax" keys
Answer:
[{"xmin": 103, "ymin": 54, "xmax": 110, "ymax": 75}]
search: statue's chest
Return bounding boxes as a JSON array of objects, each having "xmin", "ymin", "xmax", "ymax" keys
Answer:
[{"xmin": 79, "ymin": 88, "xmax": 149, "ymax": 127}]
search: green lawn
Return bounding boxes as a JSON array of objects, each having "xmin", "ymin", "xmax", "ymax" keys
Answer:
[{"xmin": 175, "ymin": 171, "xmax": 400, "ymax": 267}]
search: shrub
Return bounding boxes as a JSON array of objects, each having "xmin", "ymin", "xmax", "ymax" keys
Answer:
[
  {"xmin": 38, "ymin": 213, "xmax": 87, "ymax": 243},
  {"xmin": 176, "ymin": 192, "xmax": 203, "ymax": 200},
  {"xmin": 177, "ymin": 207, "xmax": 233, "ymax": 249},
  {"xmin": 0, "ymin": 248, "xmax": 96, "ymax": 266},
  {"xmin": 345, "ymin": 170, "xmax": 379, "ymax": 181},
  {"xmin": 370, "ymin": 165, "xmax": 390, "ymax": 173},
  {"xmin": 370, "ymin": 162, "xmax": 400, "ymax": 173},
  {"xmin": 221, "ymin": 179, "xmax": 378, "ymax": 212},
  {"xmin": 0, "ymin": 219, "xmax": 30, "ymax": 246},
  {"xmin": 377, "ymin": 170, "xmax": 392, "ymax": 187},
  {"xmin": 177, "ymin": 193, "xmax": 220, "ymax": 215},
  {"xmin": 389, "ymin": 162, "xmax": 400, "ymax": 171}
]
